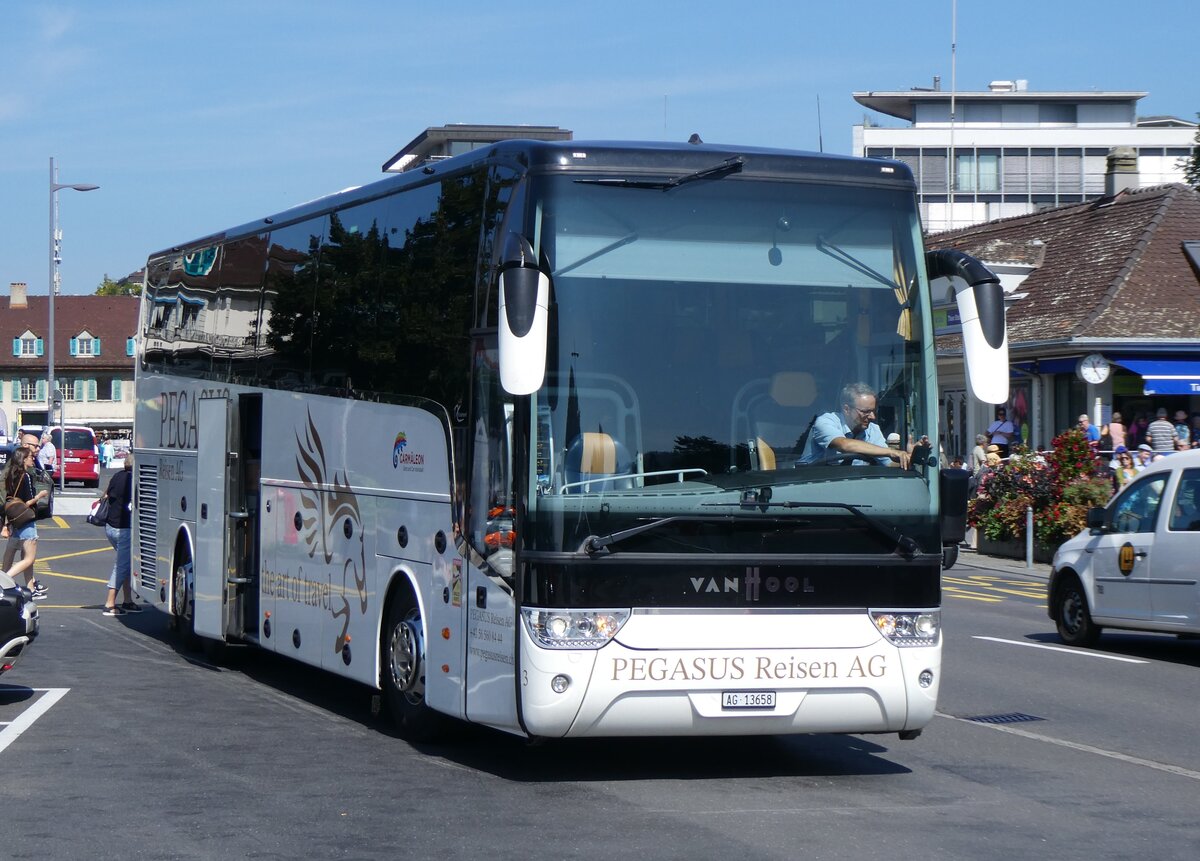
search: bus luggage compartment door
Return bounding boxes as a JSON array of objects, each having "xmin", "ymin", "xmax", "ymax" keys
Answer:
[{"xmin": 194, "ymin": 396, "xmax": 231, "ymax": 641}]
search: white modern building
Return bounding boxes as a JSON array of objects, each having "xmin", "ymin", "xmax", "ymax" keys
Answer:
[{"xmin": 853, "ymin": 79, "xmax": 1196, "ymax": 231}]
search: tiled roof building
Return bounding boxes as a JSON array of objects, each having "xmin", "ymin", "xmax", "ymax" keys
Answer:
[
  {"xmin": 928, "ymin": 182, "xmax": 1200, "ymax": 457},
  {"xmin": 0, "ymin": 283, "xmax": 139, "ymax": 437}
]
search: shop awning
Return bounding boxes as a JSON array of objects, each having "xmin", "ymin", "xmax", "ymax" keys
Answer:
[{"xmin": 1113, "ymin": 358, "xmax": 1200, "ymax": 395}]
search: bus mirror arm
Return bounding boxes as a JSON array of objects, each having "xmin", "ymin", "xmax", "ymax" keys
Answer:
[
  {"xmin": 498, "ymin": 233, "xmax": 550, "ymax": 396},
  {"xmin": 926, "ymin": 249, "xmax": 1009, "ymax": 405}
]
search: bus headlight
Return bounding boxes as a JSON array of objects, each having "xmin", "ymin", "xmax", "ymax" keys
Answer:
[
  {"xmin": 870, "ymin": 610, "xmax": 940, "ymax": 647},
  {"xmin": 522, "ymin": 609, "xmax": 630, "ymax": 649}
]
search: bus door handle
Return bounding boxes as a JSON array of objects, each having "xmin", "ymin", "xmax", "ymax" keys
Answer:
[{"xmin": 229, "ymin": 511, "xmax": 251, "ymax": 521}]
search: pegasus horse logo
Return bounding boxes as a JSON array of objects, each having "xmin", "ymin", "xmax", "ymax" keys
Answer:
[{"xmin": 295, "ymin": 409, "xmax": 367, "ymax": 654}]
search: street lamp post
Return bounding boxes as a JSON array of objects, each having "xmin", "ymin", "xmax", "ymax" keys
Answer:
[{"xmin": 48, "ymin": 156, "xmax": 99, "ymax": 491}]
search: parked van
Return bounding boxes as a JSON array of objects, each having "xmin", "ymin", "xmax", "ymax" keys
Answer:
[
  {"xmin": 1049, "ymin": 450, "xmax": 1200, "ymax": 646},
  {"xmin": 19, "ymin": 424, "xmax": 99, "ymax": 487}
]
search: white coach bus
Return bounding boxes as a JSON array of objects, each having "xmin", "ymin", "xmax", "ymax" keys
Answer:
[{"xmin": 132, "ymin": 140, "xmax": 1007, "ymax": 741}]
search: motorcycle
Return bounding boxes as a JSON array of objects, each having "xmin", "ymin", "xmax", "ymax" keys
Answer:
[{"xmin": 0, "ymin": 570, "xmax": 39, "ymax": 676}]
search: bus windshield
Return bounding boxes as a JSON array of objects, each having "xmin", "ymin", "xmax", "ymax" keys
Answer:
[{"xmin": 523, "ymin": 173, "xmax": 934, "ymax": 555}]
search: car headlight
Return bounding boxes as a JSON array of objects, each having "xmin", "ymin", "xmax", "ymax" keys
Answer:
[
  {"xmin": 522, "ymin": 608, "xmax": 630, "ymax": 649},
  {"xmin": 870, "ymin": 609, "xmax": 940, "ymax": 647}
]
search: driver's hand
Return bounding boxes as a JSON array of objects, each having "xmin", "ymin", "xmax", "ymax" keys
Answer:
[{"xmin": 895, "ymin": 451, "xmax": 911, "ymax": 470}]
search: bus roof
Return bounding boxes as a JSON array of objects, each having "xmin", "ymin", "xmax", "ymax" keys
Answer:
[{"xmin": 147, "ymin": 140, "xmax": 914, "ymax": 261}]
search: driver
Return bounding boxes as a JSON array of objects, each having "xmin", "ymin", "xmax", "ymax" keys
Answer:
[{"xmin": 798, "ymin": 382, "xmax": 911, "ymax": 469}]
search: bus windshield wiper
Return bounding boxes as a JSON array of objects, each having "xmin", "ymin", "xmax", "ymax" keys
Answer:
[
  {"xmin": 575, "ymin": 156, "xmax": 744, "ymax": 191},
  {"xmin": 702, "ymin": 494, "xmax": 920, "ymax": 560},
  {"xmin": 582, "ymin": 513, "xmax": 791, "ymax": 556}
]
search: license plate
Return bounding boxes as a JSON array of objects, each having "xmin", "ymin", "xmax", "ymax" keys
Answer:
[
  {"xmin": 66, "ymin": 457, "xmax": 80, "ymax": 462},
  {"xmin": 721, "ymin": 690, "xmax": 776, "ymax": 710}
]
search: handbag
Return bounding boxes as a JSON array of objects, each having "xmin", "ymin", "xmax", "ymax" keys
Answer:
[
  {"xmin": 87, "ymin": 496, "xmax": 111, "ymax": 527},
  {"xmin": 5, "ymin": 496, "xmax": 37, "ymax": 529}
]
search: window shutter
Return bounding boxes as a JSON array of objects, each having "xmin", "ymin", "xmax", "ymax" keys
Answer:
[
  {"xmin": 87, "ymin": 379, "xmax": 97, "ymax": 401},
  {"xmin": 94, "ymin": 338, "xmax": 101, "ymax": 355},
  {"xmin": 36, "ymin": 339, "xmax": 44, "ymax": 356},
  {"xmin": 112, "ymin": 379, "xmax": 122, "ymax": 401},
  {"xmin": 126, "ymin": 337, "xmax": 135, "ymax": 356},
  {"xmin": 36, "ymin": 380, "xmax": 46, "ymax": 401},
  {"xmin": 11, "ymin": 339, "xmax": 18, "ymax": 357},
  {"xmin": 10, "ymin": 380, "xmax": 17, "ymax": 401},
  {"xmin": 70, "ymin": 338, "xmax": 78, "ymax": 356},
  {"xmin": 73, "ymin": 380, "xmax": 83, "ymax": 400}
]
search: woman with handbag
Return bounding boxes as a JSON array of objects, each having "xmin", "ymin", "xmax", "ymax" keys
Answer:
[
  {"xmin": 100, "ymin": 454, "xmax": 138, "ymax": 616},
  {"xmin": 1, "ymin": 445, "xmax": 51, "ymax": 599}
]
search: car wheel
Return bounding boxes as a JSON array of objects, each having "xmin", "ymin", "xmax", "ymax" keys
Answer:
[
  {"xmin": 942, "ymin": 543, "xmax": 959, "ymax": 569},
  {"xmin": 1053, "ymin": 575, "xmax": 1100, "ymax": 647}
]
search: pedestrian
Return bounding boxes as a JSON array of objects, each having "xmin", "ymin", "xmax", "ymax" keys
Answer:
[
  {"xmin": 1, "ymin": 445, "xmax": 52, "ymax": 599},
  {"xmin": 100, "ymin": 434, "xmax": 114, "ymax": 468},
  {"xmin": 99, "ymin": 454, "xmax": 139, "ymax": 616},
  {"xmin": 1111, "ymin": 448, "xmax": 1137, "ymax": 491},
  {"xmin": 1108, "ymin": 411, "xmax": 1126, "ymax": 451},
  {"xmin": 1077, "ymin": 413, "xmax": 1100, "ymax": 443},
  {"xmin": 1147, "ymin": 407, "xmax": 1178, "ymax": 452},
  {"xmin": 971, "ymin": 433, "xmax": 988, "ymax": 472},
  {"xmin": 986, "ymin": 407, "xmax": 1016, "ymax": 458},
  {"xmin": 1173, "ymin": 410, "xmax": 1191, "ymax": 447},
  {"xmin": 37, "ymin": 431, "xmax": 57, "ymax": 477},
  {"xmin": 1135, "ymin": 443, "xmax": 1154, "ymax": 471},
  {"xmin": 1129, "ymin": 412, "xmax": 1148, "ymax": 449}
]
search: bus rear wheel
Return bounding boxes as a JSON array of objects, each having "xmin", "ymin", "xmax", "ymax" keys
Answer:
[{"xmin": 381, "ymin": 594, "xmax": 442, "ymax": 742}]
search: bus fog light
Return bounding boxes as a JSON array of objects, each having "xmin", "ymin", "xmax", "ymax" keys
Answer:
[
  {"xmin": 918, "ymin": 669, "xmax": 934, "ymax": 688},
  {"xmin": 551, "ymin": 674, "xmax": 571, "ymax": 694}
]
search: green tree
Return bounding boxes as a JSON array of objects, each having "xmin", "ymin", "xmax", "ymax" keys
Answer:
[
  {"xmin": 95, "ymin": 273, "xmax": 142, "ymax": 296},
  {"xmin": 1183, "ymin": 113, "xmax": 1200, "ymax": 189}
]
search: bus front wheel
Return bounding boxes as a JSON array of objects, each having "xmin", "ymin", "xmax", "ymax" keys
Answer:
[{"xmin": 381, "ymin": 593, "xmax": 442, "ymax": 742}]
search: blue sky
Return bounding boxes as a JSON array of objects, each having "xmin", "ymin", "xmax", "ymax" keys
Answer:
[{"xmin": 2, "ymin": 0, "xmax": 1195, "ymax": 296}]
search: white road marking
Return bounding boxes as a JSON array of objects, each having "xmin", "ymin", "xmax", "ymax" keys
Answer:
[
  {"xmin": 937, "ymin": 711, "xmax": 1200, "ymax": 782},
  {"xmin": 972, "ymin": 636, "xmax": 1148, "ymax": 663},
  {"xmin": 0, "ymin": 687, "xmax": 70, "ymax": 754}
]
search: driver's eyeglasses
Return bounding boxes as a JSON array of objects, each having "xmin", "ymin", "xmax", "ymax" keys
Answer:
[{"xmin": 851, "ymin": 407, "xmax": 876, "ymax": 416}]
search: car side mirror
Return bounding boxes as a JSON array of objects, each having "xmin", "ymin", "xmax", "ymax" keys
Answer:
[{"xmin": 1086, "ymin": 506, "xmax": 1106, "ymax": 532}]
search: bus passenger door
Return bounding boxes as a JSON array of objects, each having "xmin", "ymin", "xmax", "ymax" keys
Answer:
[{"xmin": 194, "ymin": 396, "xmax": 231, "ymax": 641}]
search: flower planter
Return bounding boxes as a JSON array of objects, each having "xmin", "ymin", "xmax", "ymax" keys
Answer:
[{"xmin": 977, "ymin": 536, "xmax": 1058, "ymax": 564}]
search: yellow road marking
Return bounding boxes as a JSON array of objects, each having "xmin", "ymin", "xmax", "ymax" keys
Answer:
[
  {"xmin": 37, "ymin": 547, "xmax": 111, "ymax": 563},
  {"xmin": 31, "ymin": 569, "xmax": 108, "ymax": 584},
  {"xmin": 943, "ymin": 588, "xmax": 1002, "ymax": 603}
]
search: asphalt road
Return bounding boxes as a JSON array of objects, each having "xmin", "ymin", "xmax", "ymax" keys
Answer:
[{"xmin": 2, "ymin": 508, "xmax": 1198, "ymax": 860}]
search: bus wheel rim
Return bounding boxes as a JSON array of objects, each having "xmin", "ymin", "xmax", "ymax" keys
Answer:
[{"xmin": 389, "ymin": 613, "xmax": 424, "ymax": 702}]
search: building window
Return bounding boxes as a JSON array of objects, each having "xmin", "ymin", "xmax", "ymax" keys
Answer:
[
  {"xmin": 71, "ymin": 332, "xmax": 100, "ymax": 356},
  {"xmin": 19, "ymin": 379, "xmax": 39, "ymax": 402},
  {"xmin": 955, "ymin": 152, "xmax": 1000, "ymax": 192},
  {"xmin": 62, "ymin": 378, "xmax": 80, "ymax": 401},
  {"xmin": 12, "ymin": 332, "xmax": 43, "ymax": 357}
]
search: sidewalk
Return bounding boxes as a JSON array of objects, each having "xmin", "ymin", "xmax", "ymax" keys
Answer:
[{"xmin": 952, "ymin": 546, "xmax": 1052, "ymax": 579}]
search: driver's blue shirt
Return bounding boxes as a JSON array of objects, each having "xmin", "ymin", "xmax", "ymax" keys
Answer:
[{"xmin": 799, "ymin": 411, "xmax": 890, "ymax": 465}]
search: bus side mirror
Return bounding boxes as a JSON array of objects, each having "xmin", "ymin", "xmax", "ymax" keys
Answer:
[
  {"xmin": 926, "ymin": 249, "xmax": 1008, "ymax": 405},
  {"xmin": 498, "ymin": 233, "xmax": 549, "ymax": 396}
]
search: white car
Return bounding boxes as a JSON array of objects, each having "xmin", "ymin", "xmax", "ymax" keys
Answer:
[{"xmin": 1049, "ymin": 449, "xmax": 1200, "ymax": 646}]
